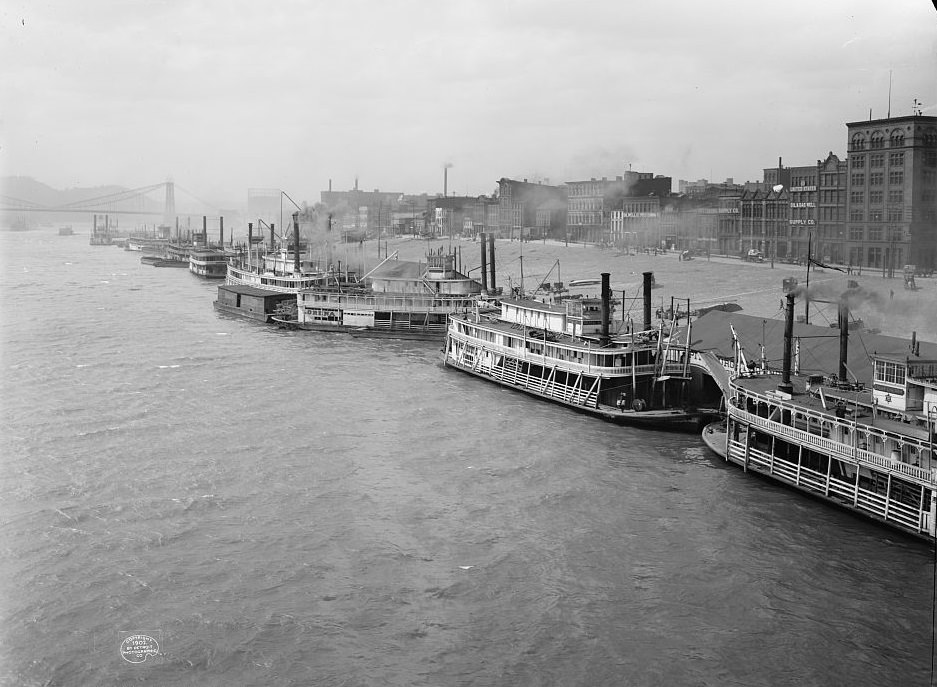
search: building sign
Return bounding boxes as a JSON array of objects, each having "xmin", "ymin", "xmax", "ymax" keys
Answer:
[
  {"xmin": 617, "ymin": 212, "xmax": 659, "ymax": 218},
  {"xmin": 790, "ymin": 202, "xmax": 815, "ymax": 208},
  {"xmin": 789, "ymin": 186, "xmax": 817, "ymax": 192},
  {"xmin": 789, "ymin": 219, "xmax": 816, "ymax": 225}
]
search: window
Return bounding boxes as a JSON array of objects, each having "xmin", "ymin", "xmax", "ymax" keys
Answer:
[
  {"xmin": 851, "ymin": 156, "xmax": 865, "ymax": 169},
  {"xmin": 870, "ymin": 131, "xmax": 885, "ymax": 149},
  {"xmin": 889, "ymin": 170, "xmax": 904, "ymax": 185},
  {"xmin": 850, "ymin": 209, "xmax": 864, "ymax": 221},
  {"xmin": 927, "ymin": 151, "xmax": 937, "ymax": 168},
  {"xmin": 851, "ymin": 134, "xmax": 866, "ymax": 150},
  {"xmin": 870, "ymin": 191, "xmax": 883, "ymax": 204},
  {"xmin": 870, "ymin": 154, "xmax": 884, "ymax": 168},
  {"xmin": 888, "ymin": 190, "xmax": 904, "ymax": 204},
  {"xmin": 875, "ymin": 360, "xmax": 906, "ymax": 386},
  {"xmin": 850, "ymin": 191, "xmax": 864, "ymax": 204},
  {"xmin": 849, "ymin": 226, "xmax": 864, "ymax": 240},
  {"xmin": 869, "ymin": 226, "xmax": 883, "ymax": 240},
  {"xmin": 851, "ymin": 173, "xmax": 865, "ymax": 186},
  {"xmin": 887, "ymin": 208, "xmax": 903, "ymax": 222},
  {"xmin": 870, "ymin": 172, "xmax": 883, "ymax": 186},
  {"xmin": 889, "ymin": 131, "xmax": 905, "ymax": 147},
  {"xmin": 889, "ymin": 152, "xmax": 905, "ymax": 166}
]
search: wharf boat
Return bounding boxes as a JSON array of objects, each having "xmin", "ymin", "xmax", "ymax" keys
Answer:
[
  {"xmin": 443, "ymin": 271, "xmax": 718, "ymax": 431},
  {"xmin": 293, "ymin": 247, "xmax": 484, "ymax": 338},
  {"xmin": 58, "ymin": 226, "xmax": 74, "ymax": 236},
  {"xmin": 700, "ymin": 293, "xmax": 937, "ymax": 541},
  {"xmin": 214, "ymin": 284, "xmax": 297, "ymax": 323}
]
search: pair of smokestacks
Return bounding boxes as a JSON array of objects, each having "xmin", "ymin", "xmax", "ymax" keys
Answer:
[
  {"xmin": 777, "ymin": 293, "xmax": 850, "ymax": 394},
  {"xmin": 599, "ymin": 271, "xmax": 654, "ymax": 347}
]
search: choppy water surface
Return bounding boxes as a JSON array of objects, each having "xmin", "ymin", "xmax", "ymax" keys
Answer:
[{"xmin": 1, "ymin": 229, "xmax": 934, "ymax": 686}]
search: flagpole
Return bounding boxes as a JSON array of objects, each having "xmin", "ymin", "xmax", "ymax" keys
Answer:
[{"xmin": 805, "ymin": 233, "xmax": 811, "ymax": 325}]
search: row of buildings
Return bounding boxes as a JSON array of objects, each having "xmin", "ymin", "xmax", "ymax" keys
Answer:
[{"xmin": 316, "ymin": 112, "xmax": 937, "ymax": 271}]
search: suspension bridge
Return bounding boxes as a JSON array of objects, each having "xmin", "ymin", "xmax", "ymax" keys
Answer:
[{"xmin": 0, "ymin": 181, "xmax": 219, "ymax": 224}]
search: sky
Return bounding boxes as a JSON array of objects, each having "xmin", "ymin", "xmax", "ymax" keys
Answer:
[{"xmin": 1, "ymin": 0, "xmax": 935, "ymax": 209}]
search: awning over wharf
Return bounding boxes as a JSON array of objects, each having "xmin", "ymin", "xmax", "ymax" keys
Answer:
[{"xmin": 680, "ymin": 310, "xmax": 937, "ymax": 387}]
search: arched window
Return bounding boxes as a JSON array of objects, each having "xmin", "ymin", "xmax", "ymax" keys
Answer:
[
  {"xmin": 851, "ymin": 133, "xmax": 866, "ymax": 151},
  {"xmin": 870, "ymin": 131, "xmax": 885, "ymax": 149},
  {"xmin": 923, "ymin": 129, "xmax": 937, "ymax": 147},
  {"xmin": 889, "ymin": 131, "xmax": 905, "ymax": 147}
]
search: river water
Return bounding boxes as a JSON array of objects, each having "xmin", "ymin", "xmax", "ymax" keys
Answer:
[{"xmin": 1, "ymin": 228, "xmax": 934, "ymax": 686}]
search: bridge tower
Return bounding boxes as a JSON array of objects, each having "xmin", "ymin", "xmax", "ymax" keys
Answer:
[{"xmin": 163, "ymin": 181, "xmax": 176, "ymax": 226}]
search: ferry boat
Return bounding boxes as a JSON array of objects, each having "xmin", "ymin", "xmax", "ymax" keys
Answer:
[
  {"xmin": 443, "ymin": 271, "xmax": 717, "ymax": 431},
  {"xmin": 702, "ymin": 293, "xmax": 937, "ymax": 541},
  {"xmin": 292, "ymin": 247, "xmax": 484, "ymax": 338}
]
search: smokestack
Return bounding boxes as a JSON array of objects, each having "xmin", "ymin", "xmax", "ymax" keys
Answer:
[
  {"xmin": 329, "ymin": 179, "xmax": 332, "ymax": 192},
  {"xmin": 270, "ymin": 223, "xmax": 275, "ymax": 249},
  {"xmin": 488, "ymin": 234, "xmax": 496, "ymax": 292},
  {"xmin": 778, "ymin": 292, "xmax": 795, "ymax": 394},
  {"xmin": 444, "ymin": 167, "xmax": 448, "ymax": 197},
  {"xmin": 911, "ymin": 331, "xmax": 917, "ymax": 355},
  {"xmin": 219, "ymin": 216, "xmax": 224, "ymax": 246},
  {"xmin": 643, "ymin": 272, "xmax": 653, "ymax": 331},
  {"xmin": 292, "ymin": 213, "xmax": 301, "ymax": 274},
  {"xmin": 203, "ymin": 216, "xmax": 207, "ymax": 244},
  {"xmin": 480, "ymin": 232, "xmax": 488, "ymax": 293},
  {"xmin": 838, "ymin": 302, "xmax": 849, "ymax": 383},
  {"xmin": 248, "ymin": 222, "xmax": 253, "ymax": 248},
  {"xmin": 601, "ymin": 273, "xmax": 611, "ymax": 346}
]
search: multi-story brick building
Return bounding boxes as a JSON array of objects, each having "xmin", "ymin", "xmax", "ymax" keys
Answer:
[
  {"xmin": 845, "ymin": 114, "xmax": 937, "ymax": 272},
  {"xmin": 569, "ymin": 171, "xmax": 671, "ymax": 244},
  {"xmin": 496, "ymin": 178, "xmax": 566, "ymax": 240},
  {"xmin": 815, "ymin": 152, "xmax": 847, "ymax": 263}
]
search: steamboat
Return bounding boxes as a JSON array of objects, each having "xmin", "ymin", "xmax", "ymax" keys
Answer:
[
  {"xmin": 702, "ymin": 292, "xmax": 937, "ymax": 541},
  {"xmin": 444, "ymin": 271, "xmax": 717, "ymax": 431}
]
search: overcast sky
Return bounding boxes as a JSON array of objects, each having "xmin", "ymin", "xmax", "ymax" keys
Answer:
[{"xmin": 2, "ymin": 0, "xmax": 935, "ymax": 208}]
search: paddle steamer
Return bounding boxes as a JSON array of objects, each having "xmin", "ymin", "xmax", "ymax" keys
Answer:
[
  {"xmin": 703, "ymin": 293, "xmax": 937, "ymax": 540},
  {"xmin": 444, "ymin": 271, "xmax": 716, "ymax": 431}
]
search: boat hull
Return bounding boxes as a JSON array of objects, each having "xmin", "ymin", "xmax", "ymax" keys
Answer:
[{"xmin": 443, "ymin": 356, "xmax": 711, "ymax": 432}]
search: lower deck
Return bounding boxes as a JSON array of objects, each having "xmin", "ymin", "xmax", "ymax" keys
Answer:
[{"xmin": 707, "ymin": 419, "xmax": 936, "ymax": 540}]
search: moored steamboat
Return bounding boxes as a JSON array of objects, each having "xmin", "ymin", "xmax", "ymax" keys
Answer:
[{"xmin": 444, "ymin": 271, "xmax": 718, "ymax": 431}]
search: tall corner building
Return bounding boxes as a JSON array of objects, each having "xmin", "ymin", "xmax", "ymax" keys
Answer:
[{"xmin": 845, "ymin": 114, "xmax": 937, "ymax": 272}]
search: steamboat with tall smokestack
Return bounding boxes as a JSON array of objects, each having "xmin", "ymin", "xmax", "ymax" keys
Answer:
[
  {"xmin": 700, "ymin": 290, "xmax": 937, "ymax": 541},
  {"xmin": 444, "ymin": 270, "xmax": 716, "ymax": 431}
]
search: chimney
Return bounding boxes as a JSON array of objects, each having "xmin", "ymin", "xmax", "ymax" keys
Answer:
[
  {"xmin": 601, "ymin": 273, "xmax": 611, "ymax": 346},
  {"xmin": 480, "ymin": 232, "xmax": 488, "ymax": 293},
  {"xmin": 642, "ymin": 272, "xmax": 653, "ymax": 331},
  {"xmin": 777, "ymin": 292, "xmax": 795, "ymax": 395},
  {"xmin": 488, "ymin": 234, "xmax": 497, "ymax": 292},
  {"xmin": 292, "ymin": 213, "xmax": 301, "ymax": 274},
  {"xmin": 838, "ymin": 302, "xmax": 849, "ymax": 383}
]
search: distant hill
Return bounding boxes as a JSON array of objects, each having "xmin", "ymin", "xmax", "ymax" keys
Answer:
[{"xmin": 1, "ymin": 176, "xmax": 130, "ymax": 207}]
